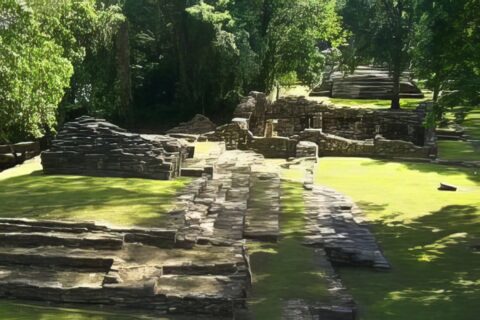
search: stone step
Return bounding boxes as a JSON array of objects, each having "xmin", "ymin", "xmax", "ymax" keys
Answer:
[
  {"xmin": 0, "ymin": 247, "xmax": 114, "ymax": 270},
  {"xmin": 244, "ymin": 171, "xmax": 280, "ymax": 242},
  {"xmin": 0, "ymin": 232, "xmax": 124, "ymax": 250},
  {"xmin": 304, "ymin": 186, "xmax": 390, "ymax": 270}
]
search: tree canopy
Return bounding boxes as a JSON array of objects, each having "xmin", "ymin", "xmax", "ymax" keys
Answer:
[{"xmin": 0, "ymin": 0, "xmax": 479, "ymax": 142}]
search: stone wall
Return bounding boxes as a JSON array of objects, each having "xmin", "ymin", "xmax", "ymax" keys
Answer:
[
  {"xmin": 42, "ymin": 116, "xmax": 190, "ymax": 180},
  {"xmin": 0, "ymin": 142, "xmax": 40, "ymax": 171},
  {"xmin": 264, "ymin": 96, "xmax": 429, "ymax": 146},
  {"xmin": 299, "ymin": 129, "xmax": 433, "ymax": 159}
]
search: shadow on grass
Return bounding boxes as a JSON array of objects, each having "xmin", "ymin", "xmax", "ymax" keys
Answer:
[
  {"xmin": 0, "ymin": 170, "xmax": 190, "ymax": 227},
  {"xmin": 360, "ymin": 159, "xmax": 480, "ymax": 184},
  {"xmin": 248, "ymin": 181, "xmax": 331, "ymax": 319},
  {"xmin": 338, "ymin": 204, "xmax": 480, "ymax": 320}
]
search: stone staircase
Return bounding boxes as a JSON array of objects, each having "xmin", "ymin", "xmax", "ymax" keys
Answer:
[
  {"xmin": 0, "ymin": 217, "xmax": 249, "ymax": 316},
  {"xmin": 311, "ymin": 66, "xmax": 424, "ymax": 99}
]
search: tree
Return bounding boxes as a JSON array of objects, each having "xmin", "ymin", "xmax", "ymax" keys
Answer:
[
  {"xmin": 341, "ymin": 0, "xmax": 417, "ymax": 109},
  {"xmin": 413, "ymin": 0, "xmax": 480, "ymax": 121},
  {"xmin": 0, "ymin": 0, "xmax": 73, "ymax": 143},
  {"xmin": 255, "ymin": 0, "xmax": 345, "ymax": 93}
]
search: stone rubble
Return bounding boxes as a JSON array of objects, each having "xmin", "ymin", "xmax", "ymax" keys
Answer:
[
  {"xmin": 303, "ymin": 186, "xmax": 390, "ymax": 269},
  {"xmin": 167, "ymin": 114, "xmax": 217, "ymax": 135}
]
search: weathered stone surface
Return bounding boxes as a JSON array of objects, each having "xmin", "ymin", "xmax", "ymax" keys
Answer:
[
  {"xmin": 311, "ymin": 66, "xmax": 424, "ymax": 100},
  {"xmin": 244, "ymin": 171, "xmax": 280, "ymax": 242},
  {"xmin": 42, "ymin": 116, "xmax": 190, "ymax": 180},
  {"xmin": 296, "ymin": 141, "xmax": 319, "ymax": 158},
  {"xmin": 438, "ymin": 183, "xmax": 458, "ymax": 192},
  {"xmin": 0, "ymin": 141, "xmax": 40, "ymax": 171},
  {"xmin": 0, "ymin": 232, "xmax": 124, "ymax": 250},
  {"xmin": 167, "ymin": 114, "xmax": 217, "ymax": 135},
  {"xmin": 303, "ymin": 185, "xmax": 390, "ymax": 269}
]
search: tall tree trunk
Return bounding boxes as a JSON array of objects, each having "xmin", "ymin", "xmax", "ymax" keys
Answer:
[
  {"xmin": 160, "ymin": 0, "xmax": 191, "ymax": 110},
  {"xmin": 116, "ymin": 20, "xmax": 132, "ymax": 125},
  {"xmin": 391, "ymin": 55, "xmax": 402, "ymax": 110},
  {"xmin": 391, "ymin": 69, "xmax": 401, "ymax": 109},
  {"xmin": 432, "ymin": 73, "xmax": 441, "ymax": 102}
]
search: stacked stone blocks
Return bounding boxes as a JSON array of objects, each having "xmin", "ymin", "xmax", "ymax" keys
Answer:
[{"xmin": 42, "ymin": 116, "xmax": 189, "ymax": 180}]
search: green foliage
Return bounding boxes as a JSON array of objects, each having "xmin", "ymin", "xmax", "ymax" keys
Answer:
[
  {"xmin": 257, "ymin": 0, "xmax": 345, "ymax": 91},
  {"xmin": 0, "ymin": 0, "xmax": 123, "ymax": 142},
  {"xmin": 0, "ymin": 0, "xmax": 73, "ymax": 142},
  {"xmin": 341, "ymin": 0, "xmax": 417, "ymax": 109}
]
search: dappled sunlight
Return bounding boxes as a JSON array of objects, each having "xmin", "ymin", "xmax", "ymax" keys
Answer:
[
  {"xmin": 248, "ymin": 180, "xmax": 331, "ymax": 319},
  {"xmin": 315, "ymin": 157, "xmax": 480, "ymax": 319},
  {"xmin": 0, "ymin": 301, "xmax": 142, "ymax": 320},
  {"xmin": 409, "ymin": 233, "xmax": 469, "ymax": 262}
]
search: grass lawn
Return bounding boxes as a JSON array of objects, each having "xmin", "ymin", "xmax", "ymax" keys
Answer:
[
  {"xmin": 438, "ymin": 109, "xmax": 480, "ymax": 162},
  {"xmin": 0, "ymin": 159, "xmax": 190, "ymax": 227},
  {"xmin": 328, "ymin": 97, "xmax": 428, "ymax": 110},
  {"xmin": 437, "ymin": 140, "xmax": 480, "ymax": 162},
  {"xmin": 248, "ymin": 175, "xmax": 331, "ymax": 318},
  {"xmin": 463, "ymin": 110, "xmax": 480, "ymax": 140},
  {"xmin": 315, "ymin": 158, "xmax": 480, "ymax": 320},
  {"xmin": 0, "ymin": 301, "xmax": 141, "ymax": 320}
]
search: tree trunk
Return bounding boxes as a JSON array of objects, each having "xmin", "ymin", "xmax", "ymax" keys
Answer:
[
  {"xmin": 159, "ymin": 1, "xmax": 191, "ymax": 110},
  {"xmin": 116, "ymin": 20, "xmax": 132, "ymax": 125},
  {"xmin": 391, "ymin": 65, "xmax": 401, "ymax": 110},
  {"xmin": 432, "ymin": 73, "xmax": 441, "ymax": 102}
]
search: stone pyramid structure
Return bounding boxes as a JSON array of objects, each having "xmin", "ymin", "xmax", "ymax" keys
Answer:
[{"xmin": 311, "ymin": 66, "xmax": 424, "ymax": 99}]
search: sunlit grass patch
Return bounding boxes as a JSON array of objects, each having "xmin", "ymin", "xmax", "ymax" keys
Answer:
[
  {"xmin": 329, "ymin": 98, "xmax": 427, "ymax": 110},
  {"xmin": 315, "ymin": 157, "xmax": 480, "ymax": 320},
  {"xmin": 0, "ymin": 159, "xmax": 190, "ymax": 227}
]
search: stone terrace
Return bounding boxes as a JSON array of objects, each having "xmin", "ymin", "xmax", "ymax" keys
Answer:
[{"xmin": 1, "ymin": 143, "xmax": 390, "ymax": 318}]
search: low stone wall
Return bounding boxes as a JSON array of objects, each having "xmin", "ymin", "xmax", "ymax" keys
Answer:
[
  {"xmin": 0, "ymin": 141, "xmax": 40, "ymax": 171},
  {"xmin": 207, "ymin": 124, "xmax": 433, "ymax": 159},
  {"xmin": 270, "ymin": 96, "xmax": 428, "ymax": 145},
  {"xmin": 299, "ymin": 129, "xmax": 434, "ymax": 159},
  {"xmin": 239, "ymin": 94, "xmax": 431, "ymax": 146},
  {"xmin": 42, "ymin": 116, "xmax": 190, "ymax": 180}
]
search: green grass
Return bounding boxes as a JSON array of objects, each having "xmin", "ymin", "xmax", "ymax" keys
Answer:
[
  {"xmin": 328, "ymin": 98, "xmax": 428, "ymax": 110},
  {"xmin": 438, "ymin": 109, "xmax": 480, "ymax": 161},
  {"xmin": 0, "ymin": 160, "xmax": 190, "ymax": 227},
  {"xmin": 0, "ymin": 301, "xmax": 142, "ymax": 320},
  {"xmin": 463, "ymin": 110, "xmax": 480, "ymax": 141},
  {"xmin": 248, "ymin": 179, "xmax": 330, "ymax": 318},
  {"xmin": 437, "ymin": 141, "xmax": 480, "ymax": 162},
  {"xmin": 315, "ymin": 158, "xmax": 480, "ymax": 320}
]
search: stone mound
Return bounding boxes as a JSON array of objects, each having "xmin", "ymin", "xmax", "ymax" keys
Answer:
[
  {"xmin": 167, "ymin": 114, "xmax": 216, "ymax": 135},
  {"xmin": 41, "ymin": 116, "xmax": 190, "ymax": 180}
]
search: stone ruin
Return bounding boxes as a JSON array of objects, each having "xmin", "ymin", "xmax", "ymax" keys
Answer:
[
  {"xmin": 205, "ymin": 92, "xmax": 436, "ymax": 160},
  {"xmin": 0, "ymin": 141, "xmax": 40, "ymax": 171},
  {"xmin": 310, "ymin": 65, "xmax": 424, "ymax": 99},
  {"xmin": 167, "ymin": 114, "xmax": 217, "ymax": 135},
  {"xmin": 42, "ymin": 116, "xmax": 192, "ymax": 180}
]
